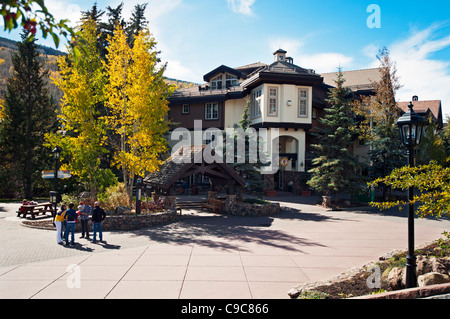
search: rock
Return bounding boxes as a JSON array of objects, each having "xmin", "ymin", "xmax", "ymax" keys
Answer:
[
  {"xmin": 387, "ymin": 267, "xmax": 405, "ymax": 291},
  {"xmin": 417, "ymin": 272, "xmax": 450, "ymax": 287},
  {"xmin": 416, "ymin": 256, "xmax": 449, "ymax": 276},
  {"xmin": 116, "ymin": 206, "xmax": 132, "ymax": 215},
  {"xmin": 288, "ymin": 288, "xmax": 301, "ymax": 299}
]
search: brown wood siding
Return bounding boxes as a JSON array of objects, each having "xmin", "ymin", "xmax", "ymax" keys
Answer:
[{"xmin": 169, "ymin": 102, "xmax": 224, "ymax": 130}]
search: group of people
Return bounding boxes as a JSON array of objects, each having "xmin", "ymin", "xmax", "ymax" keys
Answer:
[{"xmin": 54, "ymin": 199, "xmax": 106, "ymax": 246}]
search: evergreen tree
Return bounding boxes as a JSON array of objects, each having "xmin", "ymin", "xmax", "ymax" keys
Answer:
[
  {"xmin": 126, "ymin": 3, "xmax": 148, "ymax": 47},
  {"xmin": 0, "ymin": 32, "xmax": 57, "ymax": 198},
  {"xmin": 99, "ymin": 2, "xmax": 126, "ymax": 60},
  {"xmin": 227, "ymin": 99, "xmax": 269, "ymax": 198},
  {"xmin": 308, "ymin": 68, "xmax": 362, "ymax": 200}
]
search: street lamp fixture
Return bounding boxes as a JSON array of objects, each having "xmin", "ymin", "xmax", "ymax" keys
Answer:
[
  {"xmin": 50, "ymin": 146, "xmax": 61, "ymax": 219},
  {"xmin": 395, "ymin": 101, "xmax": 427, "ymax": 288}
]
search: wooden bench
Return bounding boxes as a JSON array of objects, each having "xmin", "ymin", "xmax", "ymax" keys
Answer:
[
  {"xmin": 176, "ymin": 201, "xmax": 203, "ymax": 215},
  {"xmin": 17, "ymin": 202, "xmax": 54, "ymax": 219},
  {"xmin": 201, "ymin": 198, "xmax": 223, "ymax": 213}
]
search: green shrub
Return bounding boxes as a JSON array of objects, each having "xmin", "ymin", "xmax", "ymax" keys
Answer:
[{"xmin": 97, "ymin": 182, "xmax": 130, "ymax": 211}]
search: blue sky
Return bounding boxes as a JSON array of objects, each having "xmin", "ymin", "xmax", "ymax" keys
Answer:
[{"xmin": 1, "ymin": 0, "xmax": 450, "ymax": 117}]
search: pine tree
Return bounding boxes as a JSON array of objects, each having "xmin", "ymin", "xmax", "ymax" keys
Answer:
[
  {"xmin": 227, "ymin": 99, "xmax": 269, "ymax": 198},
  {"xmin": 308, "ymin": 68, "xmax": 362, "ymax": 201},
  {"xmin": 126, "ymin": 3, "xmax": 148, "ymax": 47},
  {"xmin": 0, "ymin": 32, "xmax": 57, "ymax": 198}
]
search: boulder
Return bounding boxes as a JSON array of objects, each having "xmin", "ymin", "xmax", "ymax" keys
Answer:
[
  {"xmin": 387, "ymin": 267, "xmax": 405, "ymax": 291},
  {"xmin": 115, "ymin": 206, "xmax": 132, "ymax": 215},
  {"xmin": 417, "ymin": 272, "xmax": 450, "ymax": 287},
  {"xmin": 416, "ymin": 256, "xmax": 448, "ymax": 276}
]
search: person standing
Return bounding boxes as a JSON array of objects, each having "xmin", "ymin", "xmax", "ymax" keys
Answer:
[
  {"xmin": 64, "ymin": 203, "xmax": 78, "ymax": 246},
  {"xmin": 79, "ymin": 199, "xmax": 91, "ymax": 239},
  {"xmin": 91, "ymin": 201, "xmax": 106, "ymax": 243},
  {"xmin": 55, "ymin": 204, "xmax": 66, "ymax": 245}
]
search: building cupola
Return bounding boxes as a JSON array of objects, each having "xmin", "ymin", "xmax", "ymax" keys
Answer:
[{"xmin": 274, "ymin": 49, "xmax": 287, "ymax": 62}]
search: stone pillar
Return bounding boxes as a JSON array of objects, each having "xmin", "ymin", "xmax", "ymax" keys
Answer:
[
  {"xmin": 207, "ymin": 191, "xmax": 218, "ymax": 200},
  {"xmin": 152, "ymin": 192, "xmax": 160, "ymax": 203},
  {"xmin": 223, "ymin": 195, "xmax": 236, "ymax": 215},
  {"xmin": 165, "ymin": 196, "xmax": 177, "ymax": 213}
]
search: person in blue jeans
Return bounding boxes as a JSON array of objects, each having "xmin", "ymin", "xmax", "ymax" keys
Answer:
[
  {"xmin": 64, "ymin": 203, "xmax": 78, "ymax": 246},
  {"xmin": 92, "ymin": 201, "xmax": 106, "ymax": 243}
]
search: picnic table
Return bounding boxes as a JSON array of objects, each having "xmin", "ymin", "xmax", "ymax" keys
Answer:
[{"xmin": 17, "ymin": 202, "xmax": 55, "ymax": 219}]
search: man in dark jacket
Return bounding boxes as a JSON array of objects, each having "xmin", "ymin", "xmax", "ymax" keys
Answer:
[
  {"xmin": 91, "ymin": 202, "xmax": 106, "ymax": 243},
  {"xmin": 64, "ymin": 203, "xmax": 78, "ymax": 246}
]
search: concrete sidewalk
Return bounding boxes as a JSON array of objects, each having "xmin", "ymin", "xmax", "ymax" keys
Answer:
[{"xmin": 1, "ymin": 197, "xmax": 449, "ymax": 299}]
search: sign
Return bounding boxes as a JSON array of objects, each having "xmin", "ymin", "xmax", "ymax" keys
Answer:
[
  {"xmin": 42, "ymin": 170, "xmax": 71, "ymax": 179},
  {"xmin": 280, "ymin": 157, "xmax": 289, "ymax": 167}
]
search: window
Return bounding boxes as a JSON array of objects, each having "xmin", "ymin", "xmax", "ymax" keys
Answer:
[
  {"xmin": 205, "ymin": 103, "xmax": 219, "ymax": 120},
  {"xmin": 251, "ymin": 89, "xmax": 262, "ymax": 118},
  {"xmin": 225, "ymin": 74, "xmax": 238, "ymax": 88},
  {"xmin": 211, "ymin": 75, "xmax": 222, "ymax": 90},
  {"xmin": 268, "ymin": 87, "xmax": 278, "ymax": 116},
  {"xmin": 298, "ymin": 89, "xmax": 308, "ymax": 117},
  {"xmin": 182, "ymin": 104, "xmax": 190, "ymax": 114}
]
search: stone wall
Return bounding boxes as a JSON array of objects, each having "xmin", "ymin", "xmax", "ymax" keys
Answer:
[
  {"xmin": 69, "ymin": 211, "xmax": 177, "ymax": 232},
  {"xmin": 222, "ymin": 195, "xmax": 281, "ymax": 217}
]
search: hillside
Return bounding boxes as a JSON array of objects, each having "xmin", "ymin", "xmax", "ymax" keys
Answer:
[
  {"xmin": 0, "ymin": 36, "xmax": 196, "ymax": 105},
  {"xmin": 0, "ymin": 37, "xmax": 64, "ymax": 102}
]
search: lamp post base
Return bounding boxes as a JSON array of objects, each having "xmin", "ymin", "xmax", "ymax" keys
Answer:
[{"xmin": 405, "ymin": 254, "xmax": 417, "ymax": 288}]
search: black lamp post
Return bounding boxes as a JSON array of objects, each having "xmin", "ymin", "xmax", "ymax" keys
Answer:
[
  {"xmin": 50, "ymin": 146, "xmax": 61, "ymax": 219},
  {"xmin": 395, "ymin": 101, "xmax": 427, "ymax": 288}
]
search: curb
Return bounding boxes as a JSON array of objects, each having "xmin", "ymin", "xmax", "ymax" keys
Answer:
[{"xmin": 351, "ymin": 283, "xmax": 450, "ymax": 299}]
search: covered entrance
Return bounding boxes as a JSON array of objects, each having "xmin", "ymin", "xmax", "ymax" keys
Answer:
[{"xmin": 143, "ymin": 145, "xmax": 246, "ymax": 215}]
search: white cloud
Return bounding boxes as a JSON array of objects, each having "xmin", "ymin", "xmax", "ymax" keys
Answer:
[
  {"xmin": 227, "ymin": 0, "xmax": 256, "ymax": 16},
  {"xmin": 268, "ymin": 37, "xmax": 354, "ymax": 72},
  {"xmin": 165, "ymin": 59, "xmax": 197, "ymax": 82},
  {"xmin": 376, "ymin": 25, "xmax": 450, "ymax": 118},
  {"xmin": 38, "ymin": 0, "xmax": 82, "ymax": 28}
]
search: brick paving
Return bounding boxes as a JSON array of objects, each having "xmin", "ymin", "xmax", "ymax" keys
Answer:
[{"xmin": 1, "ymin": 195, "xmax": 449, "ymax": 299}]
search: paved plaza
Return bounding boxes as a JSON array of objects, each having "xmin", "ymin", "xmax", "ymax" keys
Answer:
[{"xmin": 1, "ymin": 194, "xmax": 449, "ymax": 299}]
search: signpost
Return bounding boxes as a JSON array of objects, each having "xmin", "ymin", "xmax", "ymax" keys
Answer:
[{"xmin": 42, "ymin": 170, "xmax": 71, "ymax": 179}]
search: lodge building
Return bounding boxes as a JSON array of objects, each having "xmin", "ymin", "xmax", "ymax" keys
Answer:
[{"xmin": 166, "ymin": 49, "xmax": 444, "ymax": 194}]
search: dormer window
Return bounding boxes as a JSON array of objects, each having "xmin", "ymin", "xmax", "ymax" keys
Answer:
[
  {"xmin": 211, "ymin": 75, "xmax": 223, "ymax": 90},
  {"xmin": 225, "ymin": 74, "xmax": 238, "ymax": 88}
]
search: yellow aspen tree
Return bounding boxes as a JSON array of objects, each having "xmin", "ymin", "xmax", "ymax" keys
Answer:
[
  {"xmin": 46, "ymin": 17, "xmax": 115, "ymax": 198},
  {"xmin": 104, "ymin": 25, "xmax": 172, "ymax": 196}
]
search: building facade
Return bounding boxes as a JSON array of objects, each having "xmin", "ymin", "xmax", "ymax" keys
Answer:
[{"xmin": 166, "ymin": 49, "xmax": 444, "ymax": 194}]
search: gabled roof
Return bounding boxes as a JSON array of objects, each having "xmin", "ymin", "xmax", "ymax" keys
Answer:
[
  {"xmin": 398, "ymin": 100, "xmax": 443, "ymax": 129},
  {"xmin": 203, "ymin": 65, "xmax": 246, "ymax": 82},
  {"xmin": 321, "ymin": 68, "xmax": 381, "ymax": 92},
  {"xmin": 143, "ymin": 145, "xmax": 246, "ymax": 190},
  {"xmin": 240, "ymin": 60, "xmax": 323, "ymax": 90}
]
